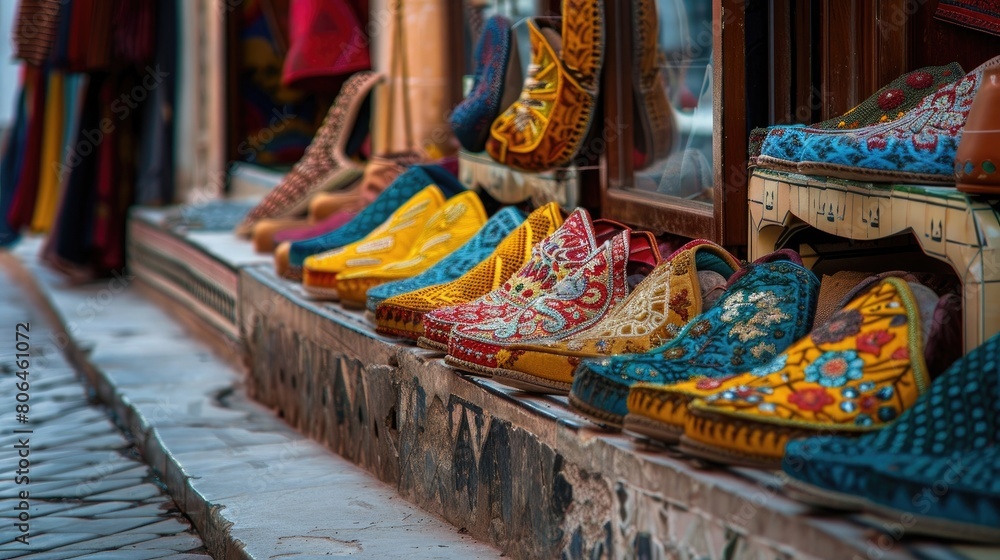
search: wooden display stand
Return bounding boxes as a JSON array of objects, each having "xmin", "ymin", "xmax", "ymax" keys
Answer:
[
  {"xmin": 748, "ymin": 168, "xmax": 1000, "ymax": 354},
  {"xmin": 458, "ymin": 150, "xmax": 581, "ymax": 208}
]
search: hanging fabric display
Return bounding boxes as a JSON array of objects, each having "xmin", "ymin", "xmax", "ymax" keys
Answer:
[
  {"xmin": 4, "ymin": 0, "xmax": 175, "ymax": 278},
  {"xmin": 282, "ymin": 0, "xmax": 372, "ymax": 92}
]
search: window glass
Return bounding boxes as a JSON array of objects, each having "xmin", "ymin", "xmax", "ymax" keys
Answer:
[{"xmin": 632, "ymin": 0, "xmax": 715, "ymax": 206}]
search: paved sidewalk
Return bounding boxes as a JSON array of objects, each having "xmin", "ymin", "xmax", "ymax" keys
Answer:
[
  {"xmin": 4, "ymin": 239, "xmax": 500, "ymax": 559},
  {"xmin": 0, "ymin": 259, "xmax": 211, "ymax": 559}
]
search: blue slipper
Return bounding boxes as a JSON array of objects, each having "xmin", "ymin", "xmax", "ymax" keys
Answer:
[
  {"xmin": 450, "ymin": 15, "xmax": 522, "ymax": 152},
  {"xmin": 864, "ymin": 447, "xmax": 1000, "ymax": 543},
  {"xmin": 568, "ymin": 253, "xmax": 819, "ymax": 429},
  {"xmin": 757, "ymin": 57, "xmax": 999, "ymax": 184}
]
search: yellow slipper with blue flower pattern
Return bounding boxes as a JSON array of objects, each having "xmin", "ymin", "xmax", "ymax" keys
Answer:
[{"xmin": 676, "ymin": 277, "xmax": 940, "ymax": 469}]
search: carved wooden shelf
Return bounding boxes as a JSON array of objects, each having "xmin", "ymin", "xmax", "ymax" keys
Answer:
[{"xmin": 749, "ymin": 168, "xmax": 1000, "ymax": 354}]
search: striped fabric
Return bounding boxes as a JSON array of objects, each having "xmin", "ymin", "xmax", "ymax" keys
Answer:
[{"xmin": 13, "ymin": 0, "xmax": 61, "ymax": 66}]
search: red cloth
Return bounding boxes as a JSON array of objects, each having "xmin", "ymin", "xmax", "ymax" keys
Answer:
[
  {"xmin": 282, "ymin": 0, "xmax": 372, "ymax": 92},
  {"xmin": 7, "ymin": 66, "xmax": 46, "ymax": 230},
  {"xmin": 96, "ymin": 72, "xmax": 138, "ymax": 273},
  {"xmin": 65, "ymin": 0, "xmax": 114, "ymax": 72},
  {"xmin": 113, "ymin": 0, "xmax": 157, "ymax": 64},
  {"xmin": 91, "ymin": 78, "xmax": 118, "ymax": 263}
]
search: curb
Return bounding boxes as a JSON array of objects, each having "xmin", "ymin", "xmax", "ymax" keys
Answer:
[{"xmin": 0, "ymin": 253, "xmax": 252, "ymax": 560}]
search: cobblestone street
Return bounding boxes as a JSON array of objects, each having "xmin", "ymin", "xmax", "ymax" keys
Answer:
[{"xmin": 0, "ymin": 263, "xmax": 210, "ymax": 559}]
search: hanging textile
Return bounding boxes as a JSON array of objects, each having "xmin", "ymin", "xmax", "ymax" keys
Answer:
[
  {"xmin": 64, "ymin": 0, "xmax": 114, "ymax": 72},
  {"xmin": 47, "ymin": 0, "xmax": 74, "ymax": 69},
  {"xmin": 371, "ymin": 0, "xmax": 457, "ymax": 159},
  {"xmin": 0, "ymin": 74, "xmax": 29, "ymax": 247},
  {"xmin": 6, "ymin": 65, "xmax": 47, "ymax": 231},
  {"xmin": 135, "ymin": 0, "xmax": 178, "ymax": 205},
  {"xmin": 40, "ymin": 0, "xmax": 160, "ymax": 278},
  {"xmin": 234, "ymin": 0, "xmax": 325, "ymax": 165},
  {"xmin": 30, "ymin": 71, "xmax": 65, "ymax": 233},
  {"xmin": 282, "ymin": 0, "xmax": 372, "ymax": 92},
  {"xmin": 0, "ymin": 0, "xmax": 166, "ymax": 277},
  {"xmin": 12, "ymin": 0, "xmax": 61, "ymax": 66},
  {"xmin": 48, "ymin": 74, "xmax": 103, "ymax": 275},
  {"xmin": 935, "ymin": 0, "xmax": 1000, "ymax": 37}
]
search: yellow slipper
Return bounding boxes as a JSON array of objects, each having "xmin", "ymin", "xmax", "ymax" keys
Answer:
[
  {"xmin": 302, "ymin": 186, "xmax": 446, "ymax": 300},
  {"xmin": 486, "ymin": 3, "xmax": 604, "ymax": 171},
  {"xmin": 374, "ymin": 202, "xmax": 564, "ymax": 341},
  {"xmin": 678, "ymin": 277, "xmax": 936, "ymax": 469},
  {"xmin": 625, "ymin": 275, "xmax": 954, "ymax": 447},
  {"xmin": 335, "ymin": 191, "xmax": 488, "ymax": 307},
  {"xmin": 626, "ymin": 373, "xmax": 756, "ymax": 445}
]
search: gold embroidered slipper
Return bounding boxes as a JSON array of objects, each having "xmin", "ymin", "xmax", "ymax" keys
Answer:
[
  {"xmin": 489, "ymin": 240, "xmax": 739, "ymax": 394},
  {"xmin": 375, "ymin": 203, "xmax": 564, "ymax": 341},
  {"xmin": 302, "ymin": 186, "xmax": 446, "ymax": 300},
  {"xmin": 335, "ymin": 191, "xmax": 488, "ymax": 307},
  {"xmin": 677, "ymin": 277, "xmax": 942, "ymax": 469},
  {"xmin": 486, "ymin": 0, "xmax": 604, "ymax": 171}
]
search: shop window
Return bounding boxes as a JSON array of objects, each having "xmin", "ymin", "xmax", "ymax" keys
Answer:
[
  {"xmin": 601, "ymin": 0, "xmax": 1000, "ymax": 249},
  {"xmin": 601, "ymin": 0, "xmax": 759, "ymax": 247}
]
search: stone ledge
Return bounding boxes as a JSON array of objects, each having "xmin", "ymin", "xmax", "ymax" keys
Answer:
[
  {"xmin": 127, "ymin": 209, "xmax": 272, "ymax": 343},
  {"xmin": 238, "ymin": 264, "xmax": 974, "ymax": 560},
  {"xmin": 111, "ymin": 210, "xmax": 993, "ymax": 559}
]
